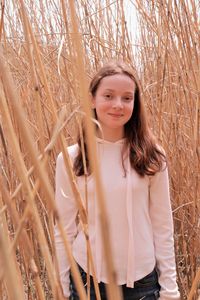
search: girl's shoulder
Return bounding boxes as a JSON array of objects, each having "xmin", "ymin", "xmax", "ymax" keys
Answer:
[
  {"xmin": 57, "ymin": 143, "xmax": 79, "ymax": 164},
  {"xmin": 67, "ymin": 143, "xmax": 79, "ymax": 158}
]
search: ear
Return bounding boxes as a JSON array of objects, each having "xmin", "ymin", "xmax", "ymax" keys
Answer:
[{"xmin": 89, "ymin": 92, "xmax": 96, "ymax": 109}]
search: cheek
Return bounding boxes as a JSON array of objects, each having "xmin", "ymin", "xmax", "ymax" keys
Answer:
[
  {"xmin": 95, "ymin": 102, "xmax": 111, "ymax": 112},
  {"xmin": 126, "ymin": 103, "xmax": 134, "ymax": 115}
]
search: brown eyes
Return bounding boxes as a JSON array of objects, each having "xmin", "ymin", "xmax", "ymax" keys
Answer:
[
  {"xmin": 104, "ymin": 94, "xmax": 112, "ymax": 99},
  {"xmin": 103, "ymin": 94, "xmax": 133, "ymax": 102},
  {"xmin": 123, "ymin": 97, "xmax": 133, "ymax": 102}
]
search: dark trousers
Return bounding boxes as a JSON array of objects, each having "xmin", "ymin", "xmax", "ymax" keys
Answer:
[{"xmin": 69, "ymin": 265, "xmax": 160, "ymax": 300}]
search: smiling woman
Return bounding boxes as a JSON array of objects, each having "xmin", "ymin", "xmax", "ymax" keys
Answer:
[
  {"xmin": 91, "ymin": 74, "xmax": 135, "ymax": 141},
  {"xmin": 54, "ymin": 61, "xmax": 180, "ymax": 300}
]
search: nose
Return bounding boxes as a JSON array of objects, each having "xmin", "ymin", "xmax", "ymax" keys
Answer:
[{"xmin": 112, "ymin": 97, "xmax": 123, "ymax": 109}]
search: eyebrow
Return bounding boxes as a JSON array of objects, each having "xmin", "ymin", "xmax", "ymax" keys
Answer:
[{"xmin": 103, "ymin": 89, "xmax": 134, "ymax": 94}]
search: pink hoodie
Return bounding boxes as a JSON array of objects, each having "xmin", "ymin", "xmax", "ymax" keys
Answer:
[{"xmin": 54, "ymin": 138, "xmax": 180, "ymax": 299}]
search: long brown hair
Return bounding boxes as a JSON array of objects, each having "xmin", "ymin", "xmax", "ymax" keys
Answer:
[{"xmin": 74, "ymin": 61, "xmax": 166, "ymax": 177}]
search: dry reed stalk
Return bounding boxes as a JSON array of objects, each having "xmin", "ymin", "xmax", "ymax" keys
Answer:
[
  {"xmin": 0, "ymin": 53, "xmax": 64, "ymax": 299},
  {"xmin": 134, "ymin": 1, "xmax": 199, "ymax": 299},
  {"xmin": 0, "ymin": 230, "xmax": 24, "ymax": 300},
  {"xmin": 7, "ymin": 106, "xmax": 76, "ymax": 205},
  {"xmin": 0, "ymin": 65, "xmax": 88, "ymax": 300},
  {"xmin": 33, "ymin": 275, "xmax": 46, "ymax": 300},
  {"xmin": 18, "ymin": 1, "xmax": 88, "ymax": 228},
  {"xmin": 67, "ymin": 1, "xmax": 122, "ymax": 300},
  {"xmin": 188, "ymin": 268, "xmax": 200, "ymax": 300},
  {"xmin": 19, "ymin": 1, "xmax": 46, "ymax": 153},
  {"xmin": 20, "ymin": 3, "xmax": 106, "ymax": 299},
  {"xmin": 0, "ymin": 174, "xmax": 46, "ymax": 299},
  {"xmin": 20, "ymin": 8, "xmax": 90, "ymax": 290},
  {"xmin": 0, "ymin": 1, "xmax": 5, "ymax": 42},
  {"xmin": 1, "ymin": 4, "xmax": 90, "ymax": 299},
  {"xmin": 0, "ymin": 196, "xmax": 25, "ymax": 299},
  {"xmin": 60, "ymin": 2, "xmax": 101, "ymax": 299}
]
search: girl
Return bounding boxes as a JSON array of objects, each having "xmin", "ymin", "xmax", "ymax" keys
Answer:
[{"xmin": 54, "ymin": 61, "xmax": 180, "ymax": 300}]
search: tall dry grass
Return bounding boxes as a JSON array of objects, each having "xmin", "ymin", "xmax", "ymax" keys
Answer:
[
  {"xmin": 133, "ymin": 2, "xmax": 200, "ymax": 299},
  {"xmin": 0, "ymin": 1, "xmax": 199, "ymax": 300}
]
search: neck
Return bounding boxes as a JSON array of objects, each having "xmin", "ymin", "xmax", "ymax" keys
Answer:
[{"xmin": 96, "ymin": 127, "xmax": 124, "ymax": 142}]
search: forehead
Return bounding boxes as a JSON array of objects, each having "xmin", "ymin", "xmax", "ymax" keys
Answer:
[{"xmin": 98, "ymin": 74, "xmax": 136, "ymax": 92}]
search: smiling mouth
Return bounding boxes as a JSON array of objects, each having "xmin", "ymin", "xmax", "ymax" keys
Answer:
[{"xmin": 108, "ymin": 113, "xmax": 123, "ymax": 117}]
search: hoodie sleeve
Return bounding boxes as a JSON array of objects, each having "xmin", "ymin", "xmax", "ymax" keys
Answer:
[
  {"xmin": 54, "ymin": 147, "xmax": 78, "ymax": 297},
  {"xmin": 149, "ymin": 163, "xmax": 180, "ymax": 300}
]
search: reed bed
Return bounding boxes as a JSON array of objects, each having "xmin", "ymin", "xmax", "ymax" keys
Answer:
[{"xmin": 0, "ymin": 1, "xmax": 199, "ymax": 300}]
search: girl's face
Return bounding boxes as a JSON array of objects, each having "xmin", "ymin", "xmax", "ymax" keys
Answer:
[{"xmin": 92, "ymin": 74, "xmax": 135, "ymax": 141}]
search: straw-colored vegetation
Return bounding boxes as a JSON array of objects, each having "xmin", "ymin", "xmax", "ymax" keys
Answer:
[{"xmin": 0, "ymin": 1, "xmax": 199, "ymax": 299}]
